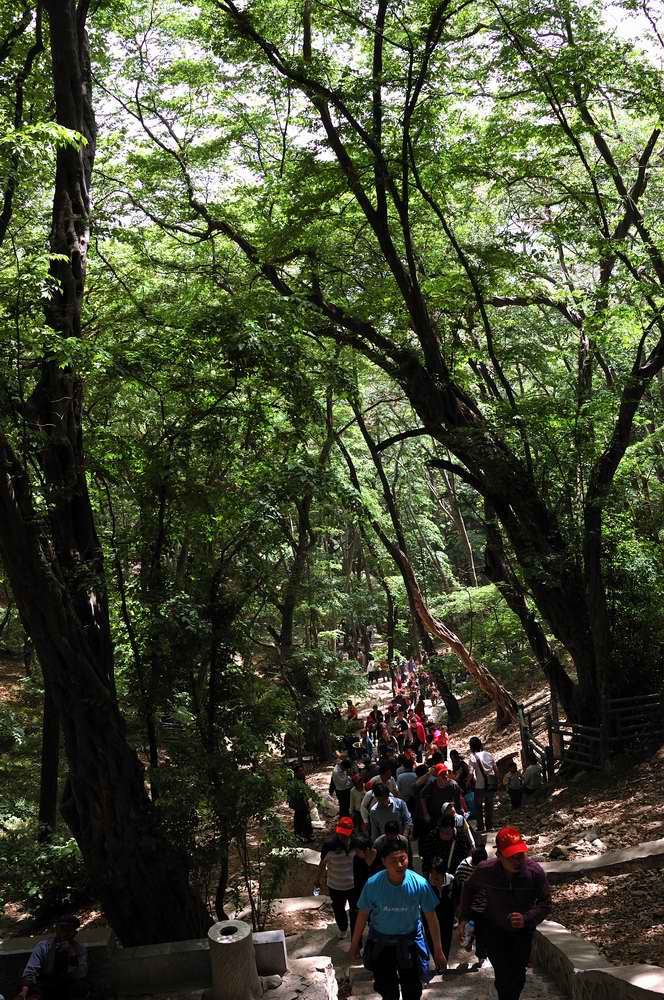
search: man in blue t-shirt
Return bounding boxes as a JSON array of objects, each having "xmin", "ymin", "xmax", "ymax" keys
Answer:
[{"xmin": 350, "ymin": 837, "xmax": 445, "ymax": 1000}]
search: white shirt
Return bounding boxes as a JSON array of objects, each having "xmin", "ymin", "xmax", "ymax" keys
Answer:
[
  {"xmin": 469, "ymin": 750, "xmax": 496, "ymax": 790},
  {"xmin": 332, "ymin": 763, "xmax": 353, "ymax": 792},
  {"xmin": 360, "ymin": 777, "xmax": 399, "ymax": 823}
]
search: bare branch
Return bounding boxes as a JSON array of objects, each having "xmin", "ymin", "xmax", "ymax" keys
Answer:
[{"xmin": 375, "ymin": 427, "xmax": 429, "ymax": 452}]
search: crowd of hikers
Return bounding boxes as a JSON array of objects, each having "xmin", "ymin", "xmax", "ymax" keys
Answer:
[{"xmin": 289, "ymin": 655, "xmax": 550, "ymax": 1000}]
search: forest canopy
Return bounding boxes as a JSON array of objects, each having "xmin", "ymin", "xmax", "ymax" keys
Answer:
[{"xmin": 0, "ymin": 0, "xmax": 663, "ymax": 945}]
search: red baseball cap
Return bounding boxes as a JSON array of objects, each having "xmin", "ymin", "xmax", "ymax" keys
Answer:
[
  {"xmin": 432, "ymin": 763, "xmax": 449, "ymax": 776},
  {"xmin": 335, "ymin": 817, "xmax": 354, "ymax": 837},
  {"xmin": 496, "ymin": 826, "xmax": 529, "ymax": 857}
]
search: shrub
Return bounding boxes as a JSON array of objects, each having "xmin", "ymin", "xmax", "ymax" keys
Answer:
[{"xmin": 0, "ymin": 829, "xmax": 92, "ymax": 919}]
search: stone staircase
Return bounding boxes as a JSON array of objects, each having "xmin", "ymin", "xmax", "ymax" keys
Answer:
[
  {"xmin": 348, "ymin": 951, "xmax": 568, "ymax": 1000},
  {"xmin": 284, "ymin": 904, "xmax": 570, "ymax": 1000}
]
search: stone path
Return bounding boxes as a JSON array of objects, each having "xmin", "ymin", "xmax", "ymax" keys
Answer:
[
  {"xmin": 287, "ymin": 920, "xmax": 569, "ymax": 999},
  {"xmin": 351, "ymin": 961, "xmax": 566, "ymax": 1000}
]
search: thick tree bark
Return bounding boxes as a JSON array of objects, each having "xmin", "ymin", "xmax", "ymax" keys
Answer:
[
  {"xmin": 484, "ymin": 511, "xmax": 578, "ymax": 719},
  {"xmin": 37, "ymin": 689, "xmax": 59, "ymax": 843},
  {"xmin": 0, "ymin": 445, "xmax": 210, "ymax": 942},
  {"xmin": 0, "ymin": 1, "xmax": 210, "ymax": 944}
]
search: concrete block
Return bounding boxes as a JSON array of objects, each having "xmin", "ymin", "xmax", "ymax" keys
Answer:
[
  {"xmin": 111, "ymin": 937, "xmax": 211, "ymax": 995},
  {"xmin": 254, "ymin": 929, "xmax": 288, "ymax": 975},
  {"xmin": 275, "ymin": 848, "xmax": 321, "ymax": 898},
  {"xmin": 576, "ymin": 966, "xmax": 664, "ymax": 999},
  {"xmin": 533, "ymin": 922, "xmax": 664, "ymax": 1000},
  {"xmin": 532, "ymin": 920, "xmax": 610, "ymax": 999},
  {"xmin": 543, "ymin": 837, "xmax": 664, "ymax": 884}
]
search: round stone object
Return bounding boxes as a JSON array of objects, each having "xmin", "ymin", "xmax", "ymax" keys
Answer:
[{"xmin": 208, "ymin": 920, "xmax": 263, "ymax": 1000}]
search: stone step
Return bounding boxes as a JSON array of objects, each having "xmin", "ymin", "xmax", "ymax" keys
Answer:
[
  {"xmin": 349, "ymin": 964, "xmax": 568, "ymax": 1000},
  {"xmin": 350, "ymin": 978, "xmax": 440, "ymax": 994}
]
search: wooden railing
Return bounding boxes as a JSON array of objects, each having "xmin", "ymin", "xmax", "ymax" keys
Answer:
[
  {"xmin": 544, "ymin": 692, "xmax": 663, "ymax": 771},
  {"xmin": 606, "ymin": 693, "xmax": 663, "ymax": 748},
  {"xmin": 517, "ymin": 698, "xmax": 555, "ymax": 780}
]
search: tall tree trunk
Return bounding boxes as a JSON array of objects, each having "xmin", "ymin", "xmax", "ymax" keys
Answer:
[
  {"xmin": 215, "ymin": 832, "xmax": 231, "ymax": 921},
  {"xmin": 278, "ymin": 401, "xmax": 335, "ymax": 754},
  {"xmin": 427, "ymin": 467, "xmax": 478, "ymax": 587},
  {"xmin": 484, "ymin": 510, "xmax": 578, "ymax": 719},
  {"xmin": 416, "ymin": 620, "xmax": 461, "ymax": 723},
  {"xmin": 0, "ymin": 1, "xmax": 210, "ymax": 944},
  {"xmin": 37, "ymin": 689, "xmax": 59, "ymax": 843}
]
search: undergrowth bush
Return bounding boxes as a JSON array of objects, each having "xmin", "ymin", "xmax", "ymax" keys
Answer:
[{"xmin": 0, "ymin": 829, "xmax": 92, "ymax": 919}]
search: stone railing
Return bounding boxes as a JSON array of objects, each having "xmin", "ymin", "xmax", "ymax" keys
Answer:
[
  {"xmin": 533, "ymin": 921, "xmax": 664, "ymax": 999},
  {"xmin": 542, "ymin": 837, "xmax": 664, "ymax": 884}
]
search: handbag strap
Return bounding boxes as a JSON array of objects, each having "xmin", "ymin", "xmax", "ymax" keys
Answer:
[
  {"xmin": 471, "ymin": 751, "xmax": 494, "ymax": 785},
  {"xmin": 471, "ymin": 751, "xmax": 487, "ymax": 780}
]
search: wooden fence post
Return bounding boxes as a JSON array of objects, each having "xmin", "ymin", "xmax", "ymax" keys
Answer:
[{"xmin": 517, "ymin": 705, "xmax": 527, "ymax": 767}]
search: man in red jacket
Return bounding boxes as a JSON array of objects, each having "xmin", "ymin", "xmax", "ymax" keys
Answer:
[{"xmin": 458, "ymin": 827, "xmax": 551, "ymax": 1000}]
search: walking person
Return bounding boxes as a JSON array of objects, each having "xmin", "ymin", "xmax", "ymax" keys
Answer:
[
  {"xmin": 503, "ymin": 761, "xmax": 523, "ymax": 810},
  {"xmin": 350, "ymin": 837, "xmax": 446, "ymax": 1000},
  {"xmin": 368, "ymin": 783, "xmax": 412, "ymax": 841},
  {"xmin": 454, "ymin": 846, "xmax": 489, "ymax": 968},
  {"xmin": 396, "ymin": 754, "xmax": 418, "ymax": 811},
  {"xmin": 353, "ymin": 835, "xmax": 381, "ymax": 894},
  {"xmin": 449, "ymin": 749, "xmax": 473, "ymax": 794},
  {"xmin": 419, "ymin": 763, "xmax": 463, "ymax": 827},
  {"xmin": 350, "ymin": 772, "xmax": 366, "ymax": 830},
  {"xmin": 288, "ymin": 764, "xmax": 314, "ymax": 842},
  {"xmin": 420, "ymin": 806, "xmax": 473, "ymax": 880},
  {"xmin": 420, "ymin": 807, "xmax": 472, "ymax": 960},
  {"xmin": 522, "ymin": 755, "xmax": 543, "ymax": 798},
  {"xmin": 332, "ymin": 757, "xmax": 354, "ymax": 818},
  {"xmin": 366, "ymin": 705, "xmax": 384, "ymax": 740},
  {"xmin": 360, "ymin": 765, "xmax": 401, "ymax": 827},
  {"xmin": 316, "ymin": 817, "xmax": 359, "ymax": 939},
  {"xmin": 459, "ymin": 827, "xmax": 551, "ymax": 1000},
  {"xmin": 468, "ymin": 736, "xmax": 497, "ymax": 833}
]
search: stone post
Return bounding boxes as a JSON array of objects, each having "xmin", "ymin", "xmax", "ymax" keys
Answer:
[{"xmin": 208, "ymin": 920, "xmax": 263, "ymax": 1000}]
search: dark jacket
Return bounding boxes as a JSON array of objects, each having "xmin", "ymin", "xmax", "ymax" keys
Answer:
[
  {"xmin": 421, "ymin": 778, "xmax": 462, "ymax": 818},
  {"xmin": 420, "ymin": 827, "xmax": 471, "ymax": 879},
  {"xmin": 459, "ymin": 857, "xmax": 551, "ymax": 932}
]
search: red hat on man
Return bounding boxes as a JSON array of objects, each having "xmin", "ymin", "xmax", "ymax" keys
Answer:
[
  {"xmin": 432, "ymin": 763, "xmax": 449, "ymax": 776},
  {"xmin": 335, "ymin": 816, "xmax": 354, "ymax": 837},
  {"xmin": 496, "ymin": 826, "xmax": 529, "ymax": 857}
]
